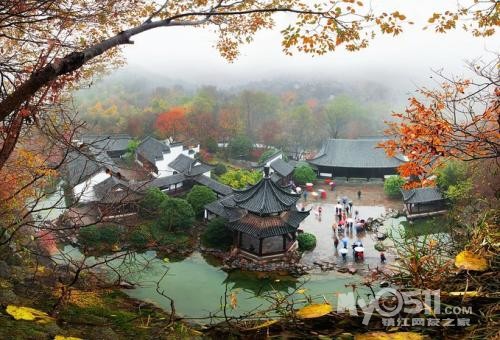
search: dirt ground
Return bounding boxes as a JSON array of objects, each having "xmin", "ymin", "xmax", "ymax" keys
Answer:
[{"xmin": 298, "ymin": 180, "xmax": 402, "ymax": 211}]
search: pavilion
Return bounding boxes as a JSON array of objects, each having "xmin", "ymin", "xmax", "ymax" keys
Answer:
[
  {"xmin": 401, "ymin": 187, "xmax": 447, "ymax": 219},
  {"xmin": 308, "ymin": 138, "xmax": 407, "ymax": 179},
  {"xmin": 204, "ymin": 167, "xmax": 309, "ymax": 261}
]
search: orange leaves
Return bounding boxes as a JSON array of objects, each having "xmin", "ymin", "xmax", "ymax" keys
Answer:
[
  {"xmin": 155, "ymin": 107, "xmax": 188, "ymax": 139},
  {"xmin": 382, "ymin": 71, "xmax": 499, "ymax": 186}
]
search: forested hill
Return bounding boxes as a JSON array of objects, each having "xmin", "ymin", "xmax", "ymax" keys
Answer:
[{"xmin": 73, "ymin": 69, "xmax": 402, "ymax": 151}]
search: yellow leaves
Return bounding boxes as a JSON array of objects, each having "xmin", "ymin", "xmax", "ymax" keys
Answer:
[
  {"xmin": 5, "ymin": 305, "xmax": 54, "ymax": 324},
  {"xmin": 454, "ymin": 250, "xmax": 489, "ymax": 271},
  {"xmin": 229, "ymin": 291, "xmax": 238, "ymax": 309},
  {"xmin": 54, "ymin": 336, "xmax": 83, "ymax": 340},
  {"xmin": 245, "ymin": 319, "xmax": 279, "ymax": 330},
  {"xmin": 296, "ymin": 303, "xmax": 332, "ymax": 319},
  {"xmin": 355, "ymin": 332, "xmax": 424, "ymax": 340},
  {"xmin": 447, "ymin": 291, "xmax": 481, "ymax": 297}
]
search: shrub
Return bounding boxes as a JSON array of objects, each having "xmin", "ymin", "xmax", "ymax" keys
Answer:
[
  {"xmin": 187, "ymin": 185, "xmax": 217, "ymax": 217},
  {"xmin": 435, "ymin": 160, "xmax": 468, "ymax": 190},
  {"xmin": 213, "ymin": 163, "xmax": 227, "ymax": 176},
  {"xmin": 203, "ymin": 137, "xmax": 218, "ymax": 153},
  {"xmin": 78, "ymin": 225, "xmax": 120, "ymax": 248},
  {"xmin": 201, "ymin": 218, "xmax": 232, "ymax": 251},
  {"xmin": 297, "ymin": 232, "xmax": 316, "ymax": 251},
  {"xmin": 99, "ymin": 225, "xmax": 121, "ymax": 245},
  {"xmin": 293, "ymin": 164, "xmax": 316, "ymax": 184},
  {"xmin": 157, "ymin": 197, "xmax": 195, "ymax": 231},
  {"xmin": 383, "ymin": 175, "xmax": 405, "ymax": 198},
  {"xmin": 228, "ymin": 135, "xmax": 253, "ymax": 159},
  {"xmin": 128, "ymin": 226, "xmax": 152, "ymax": 248},
  {"xmin": 219, "ymin": 169, "xmax": 262, "ymax": 189},
  {"xmin": 139, "ymin": 187, "xmax": 167, "ymax": 217},
  {"xmin": 78, "ymin": 226, "xmax": 101, "ymax": 248}
]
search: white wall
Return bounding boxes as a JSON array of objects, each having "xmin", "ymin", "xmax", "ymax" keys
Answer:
[
  {"xmin": 265, "ymin": 152, "xmax": 283, "ymax": 175},
  {"xmin": 73, "ymin": 171, "xmax": 110, "ymax": 203},
  {"xmin": 155, "ymin": 144, "xmax": 201, "ymax": 178}
]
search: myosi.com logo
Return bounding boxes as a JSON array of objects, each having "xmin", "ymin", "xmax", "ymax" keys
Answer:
[{"xmin": 337, "ymin": 288, "xmax": 473, "ymax": 327}]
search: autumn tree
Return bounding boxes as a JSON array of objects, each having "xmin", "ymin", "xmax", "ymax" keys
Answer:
[
  {"xmin": 155, "ymin": 107, "xmax": 188, "ymax": 140},
  {"xmin": 1, "ymin": 0, "xmax": 498, "ymax": 170},
  {"xmin": 381, "ymin": 57, "xmax": 499, "ymax": 187}
]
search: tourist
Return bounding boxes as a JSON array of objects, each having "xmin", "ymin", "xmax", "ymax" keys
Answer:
[
  {"xmin": 333, "ymin": 237, "xmax": 339, "ymax": 249},
  {"xmin": 380, "ymin": 252, "xmax": 387, "ymax": 263},
  {"xmin": 348, "ymin": 200, "xmax": 353, "ymax": 210},
  {"xmin": 357, "ymin": 190, "xmax": 362, "ymax": 199},
  {"xmin": 340, "ymin": 248, "xmax": 348, "ymax": 261},
  {"xmin": 346, "ymin": 217, "xmax": 353, "ymax": 230},
  {"xmin": 346, "ymin": 204, "xmax": 350, "ymax": 214},
  {"xmin": 318, "ymin": 206, "xmax": 322, "ymax": 216},
  {"xmin": 342, "ymin": 236, "xmax": 348, "ymax": 248},
  {"xmin": 303, "ymin": 191, "xmax": 308, "ymax": 202},
  {"xmin": 354, "ymin": 210, "xmax": 359, "ymax": 220}
]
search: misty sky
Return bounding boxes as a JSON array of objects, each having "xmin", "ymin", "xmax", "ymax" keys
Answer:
[{"xmin": 121, "ymin": 0, "xmax": 499, "ymax": 95}]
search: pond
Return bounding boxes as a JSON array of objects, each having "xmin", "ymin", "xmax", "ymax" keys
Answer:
[{"xmin": 48, "ymin": 198, "xmax": 448, "ymax": 322}]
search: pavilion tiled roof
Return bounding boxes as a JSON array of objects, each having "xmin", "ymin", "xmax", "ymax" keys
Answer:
[
  {"xmin": 233, "ymin": 176, "xmax": 301, "ymax": 214},
  {"xmin": 401, "ymin": 187, "xmax": 444, "ymax": 204},
  {"xmin": 228, "ymin": 210, "xmax": 309, "ymax": 238},
  {"xmin": 308, "ymin": 138, "xmax": 406, "ymax": 168}
]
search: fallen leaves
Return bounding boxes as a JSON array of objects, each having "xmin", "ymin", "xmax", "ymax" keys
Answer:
[
  {"xmin": 5, "ymin": 305, "xmax": 54, "ymax": 323},
  {"xmin": 355, "ymin": 331, "xmax": 424, "ymax": 340},
  {"xmin": 296, "ymin": 303, "xmax": 332, "ymax": 319},
  {"xmin": 454, "ymin": 250, "xmax": 489, "ymax": 271}
]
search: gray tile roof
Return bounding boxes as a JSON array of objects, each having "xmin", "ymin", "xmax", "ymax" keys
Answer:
[
  {"xmin": 227, "ymin": 210, "xmax": 309, "ymax": 238},
  {"xmin": 186, "ymin": 164, "xmax": 212, "ymax": 176},
  {"xmin": 308, "ymin": 139, "xmax": 406, "ymax": 168},
  {"xmin": 136, "ymin": 136, "xmax": 170, "ymax": 164},
  {"xmin": 64, "ymin": 148, "xmax": 118, "ymax": 187},
  {"xmin": 401, "ymin": 187, "xmax": 444, "ymax": 204},
  {"xmin": 81, "ymin": 134, "xmax": 132, "ymax": 154},
  {"xmin": 270, "ymin": 158, "xmax": 294, "ymax": 177},
  {"xmin": 168, "ymin": 154, "xmax": 196, "ymax": 173},
  {"xmin": 93, "ymin": 176, "xmax": 143, "ymax": 204},
  {"xmin": 205, "ymin": 195, "xmax": 246, "ymax": 222},
  {"xmin": 233, "ymin": 177, "xmax": 301, "ymax": 214},
  {"xmin": 194, "ymin": 175, "xmax": 233, "ymax": 196},
  {"xmin": 147, "ymin": 173, "xmax": 186, "ymax": 190}
]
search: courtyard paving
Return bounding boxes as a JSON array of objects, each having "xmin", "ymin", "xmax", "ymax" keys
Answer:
[{"xmin": 295, "ymin": 180, "xmax": 401, "ymax": 271}]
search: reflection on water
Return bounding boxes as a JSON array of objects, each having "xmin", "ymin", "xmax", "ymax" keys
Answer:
[
  {"xmin": 124, "ymin": 251, "xmax": 362, "ymax": 319},
  {"xmin": 49, "ymin": 203, "xmax": 451, "ymax": 322}
]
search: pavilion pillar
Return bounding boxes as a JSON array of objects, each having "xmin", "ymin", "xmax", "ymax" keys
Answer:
[
  {"xmin": 282, "ymin": 235, "xmax": 286, "ymax": 251},
  {"xmin": 258, "ymin": 238, "xmax": 263, "ymax": 256}
]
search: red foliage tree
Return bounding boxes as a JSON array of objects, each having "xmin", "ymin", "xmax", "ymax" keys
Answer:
[{"xmin": 155, "ymin": 107, "xmax": 188, "ymax": 140}]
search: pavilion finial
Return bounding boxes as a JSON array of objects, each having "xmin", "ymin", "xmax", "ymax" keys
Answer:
[{"xmin": 263, "ymin": 165, "xmax": 270, "ymax": 178}]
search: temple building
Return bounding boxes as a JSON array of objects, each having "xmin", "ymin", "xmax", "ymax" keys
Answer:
[
  {"xmin": 308, "ymin": 138, "xmax": 407, "ymax": 179},
  {"xmin": 205, "ymin": 167, "xmax": 309, "ymax": 261},
  {"xmin": 401, "ymin": 187, "xmax": 447, "ymax": 219}
]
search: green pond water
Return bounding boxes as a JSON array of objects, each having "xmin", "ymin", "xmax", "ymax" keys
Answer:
[
  {"xmin": 54, "ymin": 245, "xmax": 366, "ymax": 321},
  {"xmin": 45, "ymin": 188, "xmax": 449, "ymax": 322}
]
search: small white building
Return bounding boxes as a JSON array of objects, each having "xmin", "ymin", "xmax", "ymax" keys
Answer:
[{"xmin": 135, "ymin": 136, "xmax": 200, "ymax": 178}]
